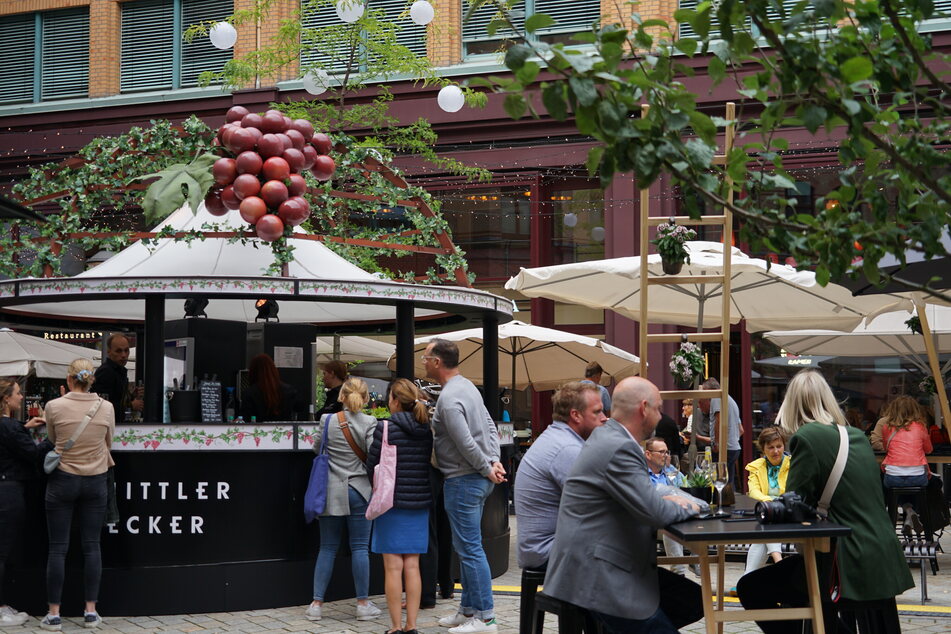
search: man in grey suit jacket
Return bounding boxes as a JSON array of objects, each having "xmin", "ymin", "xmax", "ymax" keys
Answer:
[{"xmin": 544, "ymin": 377, "xmax": 704, "ymax": 633}]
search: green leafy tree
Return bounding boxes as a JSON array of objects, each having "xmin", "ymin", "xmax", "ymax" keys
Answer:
[{"xmin": 472, "ymin": 0, "xmax": 950, "ymax": 297}]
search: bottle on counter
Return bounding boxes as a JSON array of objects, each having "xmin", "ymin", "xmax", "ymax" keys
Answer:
[
  {"xmin": 225, "ymin": 387, "xmax": 236, "ymax": 422},
  {"xmin": 235, "ymin": 415, "xmax": 245, "ymax": 424},
  {"xmin": 250, "ymin": 416, "xmax": 257, "ymax": 424}
]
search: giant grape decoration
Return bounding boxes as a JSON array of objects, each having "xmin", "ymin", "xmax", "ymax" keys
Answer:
[{"xmin": 205, "ymin": 106, "xmax": 338, "ymax": 242}]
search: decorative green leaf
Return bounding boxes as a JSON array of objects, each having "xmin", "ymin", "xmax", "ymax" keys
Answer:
[
  {"xmin": 542, "ymin": 82, "xmax": 569, "ymax": 120},
  {"xmin": 505, "ymin": 44, "xmax": 532, "ymax": 71},
  {"xmin": 569, "ymin": 76, "xmax": 599, "ymax": 106},
  {"xmin": 840, "ymin": 56, "xmax": 873, "ymax": 83},
  {"xmin": 503, "ymin": 93, "xmax": 527, "ymax": 120},
  {"xmin": 586, "ymin": 146, "xmax": 605, "ymax": 177}
]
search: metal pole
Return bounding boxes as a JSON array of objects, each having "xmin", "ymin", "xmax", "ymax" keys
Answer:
[
  {"xmin": 483, "ymin": 313, "xmax": 500, "ymax": 420},
  {"xmin": 143, "ymin": 296, "xmax": 165, "ymax": 423},
  {"xmin": 395, "ymin": 302, "xmax": 415, "ymax": 379}
]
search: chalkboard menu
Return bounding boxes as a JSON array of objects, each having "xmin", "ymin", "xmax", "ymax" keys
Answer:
[{"xmin": 199, "ymin": 381, "xmax": 222, "ymax": 423}]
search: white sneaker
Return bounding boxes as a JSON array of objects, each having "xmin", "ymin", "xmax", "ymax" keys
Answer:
[
  {"xmin": 439, "ymin": 612, "xmax": 472, "ymax": 627},
  {"xmin": 83, "ymin": 612, "xmax": 103, "ymax": 628},
  {"xmin": 305, "ymin": 603, "xmax": 322, "ymax": 621},
  {"xmin": 448, "ymin": 617, "xmax": 498, "ymax": 633},
  {"xmin": 0, "ymin": 611, "xmax": 29, "ymax": 627},
  {"xmin": 0, "ymin": 606, "xmax": 26, "ymax": 617},
  {"xmin": 355, "ymin": 600, "xmax": 382, "ymax": 620}
]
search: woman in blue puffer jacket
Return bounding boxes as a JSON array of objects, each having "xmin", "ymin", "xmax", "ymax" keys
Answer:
[{"xmin": 366, "ymin": 378, "xmax": 434, "ymax": 634}]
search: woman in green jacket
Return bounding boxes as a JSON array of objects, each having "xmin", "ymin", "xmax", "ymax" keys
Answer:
[{"xmin": 737, "ymin": 369, "xmax": 912, "ymax": 633}]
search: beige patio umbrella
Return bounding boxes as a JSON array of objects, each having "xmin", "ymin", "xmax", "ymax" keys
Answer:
[
  {"xmin": 386, "ymin": 320, "xmax": 640, "ymax": 392},
  {"xmin": 0, "ymin": 328, "xmax": 98, "ymax": 379},
  {"xmin": 505, "ymin": 241, "xmax": 907, "ymax": 333},
  {"xmin": 315, "ymin": 335, "xmax": 395, "ymax": 363}
]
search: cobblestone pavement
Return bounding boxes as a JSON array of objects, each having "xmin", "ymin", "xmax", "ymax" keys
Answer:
[{"xmin": 6, "ymin": 519, "xmax": 950, "ymax": 633}]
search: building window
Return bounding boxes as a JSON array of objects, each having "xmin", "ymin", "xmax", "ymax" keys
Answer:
[
  {"xmin": 551, "ymin": 188, "xmax": 605, "ymax": 265},
  {"xmin": 462, "ymin": 0, "xmax": 601, "ymax": 56},
  {"xmin": 120, "ymin": 0, "xmax": 233, "ymax": 93},
  {"xmin": 300, "ymin": 0, "xmax": 427, "ymax": 75},
  {"xmin": 0, "ymin": 8, "xmax": 89, "ymax": 106}
]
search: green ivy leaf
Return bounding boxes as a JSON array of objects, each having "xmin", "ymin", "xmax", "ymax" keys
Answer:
[
  {"xmin": 840, "ymin": 56, "xmax": 873, "ymax": 83},
  {"xmin": 569, "ymin": 76, "xmax": 599, "ymax": 106},
  {"xmin": 586, "ymin": 146, "xmax": 605, "ymax": 177},
  {"xmin": 542, "ymin": 82, "xmax": 569, "ymax": 120}
]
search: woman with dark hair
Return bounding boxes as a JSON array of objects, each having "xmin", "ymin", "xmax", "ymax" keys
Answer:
[
  {"xmin": 367, "ymin": 378, "xmax": 434, "ymax": 634},
  {"xmin": 316, "ymin": 360, "xmax": 348, "ymax": 416},
  {"xmin": 241, "ymin": 354, "xmax": 298, "ymax": 422},
  {"xmin": 42, "ymin": 359, "xmax": 116, "ymax": 631},
  {"xmin": 0, "ymin": 378, "xmax": 45, "ymax": 627},
  {"xmin": 737, "ymin": 369, "xmax": 912, "ymax": 633}
]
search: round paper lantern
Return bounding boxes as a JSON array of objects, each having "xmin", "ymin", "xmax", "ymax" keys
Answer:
[
  {"xmin": 437, "ymin": 85, "xmax": 465, "ymax": 113},
  {"xmin": 336, "ymin": 0, "xmax": 365, "ymax": 23},
  {"xmin": 591, "ymin": 226, "xmax": 606, "ymax": 242},
  {"xmin": 303, "ymin": 69, "xmax": 331, "ymax": 96},
  {"xmin": 209, "ymin": 22, "xmax": 237, "ymax": 50},
  {"xmin": 410, "ymin": 0, "xmax": 435, "ymax": 25},
  {"xmin": 563, "ymin": 212, "xmax": 578, "ymax": 227}
]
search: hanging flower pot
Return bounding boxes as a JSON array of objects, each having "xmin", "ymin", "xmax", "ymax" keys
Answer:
[
  {"xmin": 652, "ymin": 217, "xmax": 696, "ymax": 275},
  {"xmin": 670, "ymin": 337, "xmax": 704, "ymax": 388}
]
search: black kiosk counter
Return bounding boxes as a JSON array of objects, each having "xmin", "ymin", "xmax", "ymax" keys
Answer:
[{"xmin": 9, "ymin": 422, "xmax": 511, "ymax": 616}]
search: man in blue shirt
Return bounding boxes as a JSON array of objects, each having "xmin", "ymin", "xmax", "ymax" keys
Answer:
[
  {"xmin": 514, "ymin": 381, "xmax": 606, "ymax": 570},
  {"xmin": 581, "ymin": 361, "xmax": 612, "ymax": 418},
  {"xmin": 645, "ymin": 437, "xmax": 693, "ymax": 577}
]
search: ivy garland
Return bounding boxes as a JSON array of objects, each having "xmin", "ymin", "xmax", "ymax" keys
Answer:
[{"xmin": 7, "ymin": 116, "xmax": 471, "ymax": 284}]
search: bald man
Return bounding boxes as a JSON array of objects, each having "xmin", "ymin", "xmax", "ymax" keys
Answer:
[{"xmin": 543, "ymin": 377, "xmax": 703, "ymax": 633}]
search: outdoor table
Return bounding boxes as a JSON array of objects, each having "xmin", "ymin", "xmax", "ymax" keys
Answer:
[{"xmin": 662, "ymin": 511, "xmax": 851, "ymax": 634}]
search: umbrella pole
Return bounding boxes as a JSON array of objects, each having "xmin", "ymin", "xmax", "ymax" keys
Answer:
[{"xmin": 915, "ymin": 299, "xmax": 951, "ymax": 436}]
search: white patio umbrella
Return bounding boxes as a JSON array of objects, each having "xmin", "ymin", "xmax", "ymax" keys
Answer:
[
  {"xmin": 505, "ymin": 241, "xmax": 907, "ymax": 333},
  {"xmin": 0, "ymin": 328, "xmax": 99, "ymax": 378},
  {"xmin": 765, "ymin": 305, "xmax": 951, "ymax": 377},
  {"xmin": 386, "ymin": 320, "xmax": 641, "ymax": 391},
  {"xmin": 315, "ymin": 335, "xmax": 395, "ymax": 363}
]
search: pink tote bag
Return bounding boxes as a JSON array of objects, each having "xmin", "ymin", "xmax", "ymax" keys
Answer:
[{"xmin": 366, "ymin": 420, "xmax": 397, "ymax": 520}]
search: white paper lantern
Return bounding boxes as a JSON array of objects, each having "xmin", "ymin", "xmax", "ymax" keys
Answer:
[
  {"xmin": 591, "ymin": 226, "xmax": 606, "ymax": 242},
  {"xmin": 336, "ymin": 0, "xmax": 365, "ymax": 23},
  {"xmin": 437, "ymin": 85, "xmax": 465, "ymax": 113},
  {"xmin": 410, "ymin": 0, "xmax": 435, "ymax": 25},
  {"xmin": 209, "ymin": 22, "xmax": 237, "ymax": 50},
  {"xmin": 563, "ymin": 212, "xmax": 578, "ymax": 227},
  {"xmin": 303, "ymin": 69, "xmax": 331, "ymax": 96}
]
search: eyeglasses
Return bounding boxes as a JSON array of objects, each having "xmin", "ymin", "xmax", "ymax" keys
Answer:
[
  {"xmin": 648, "ymin": 449, "xmax": 670, "ymax": 455},
  {"xmin": 420, "ymin": 355, "xmax": 438, "ymax": 362}
]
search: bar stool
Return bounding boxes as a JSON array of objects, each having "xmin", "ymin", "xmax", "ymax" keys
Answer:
[
  {"xmin": 519, "ymin": 567, "xmax": 546, "ymax": 634},
  {"xmin": 884, "ymin": 486, "xmax": 933, "ymax": 542},
  {"xmin": 532, "ymin": 592, "xmax": 603, "ymax": 634}
]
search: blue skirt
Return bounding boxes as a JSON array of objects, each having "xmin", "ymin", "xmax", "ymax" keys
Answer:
[{"xmin": 371, "ymin": 507, "xmax": 429, "ymax": 554}]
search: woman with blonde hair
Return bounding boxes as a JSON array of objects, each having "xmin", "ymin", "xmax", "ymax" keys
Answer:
[
  {"xmin": 0, "ymin": 378, "xmax": 45, "ymax": 627},
  {"xmin": 41, "ymin": 359, "xmax": 115, "ymax": 631},
  {"xmin": 367, "ymin": 379, "xmax": 433, "ymax": 634},
  {"xmin": 306, "ymin": 377, "xmax": 381, "ymax": 623},
  {"xmin": 737, "ymin": 369, "xmax": 912, "ymax": 633}
]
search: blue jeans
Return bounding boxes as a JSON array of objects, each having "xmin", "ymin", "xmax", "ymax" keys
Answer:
[
  {"xmin": 443, "ymin": 473, "xmax": 495, "ymax": 620},
  {"xmin": 312, "ymin": 486, "xmax": 371, "ymax": 601},
  {"xmin": 45, "ymin": 470, "xmax": 107, "ymax": 605},
  {"xmin": 883, "ymin": 474, "xmax": 929, "ymax": 488}
]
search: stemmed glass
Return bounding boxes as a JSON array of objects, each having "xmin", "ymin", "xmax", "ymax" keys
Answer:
[{"xmin": 713, "ymin": 463, "xmax": 730, "ymax": 517}]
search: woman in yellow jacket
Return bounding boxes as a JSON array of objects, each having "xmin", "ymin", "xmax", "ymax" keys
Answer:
[{"xmin": 744, "ymin": 426, "xmax": 790, "ymax": 573}]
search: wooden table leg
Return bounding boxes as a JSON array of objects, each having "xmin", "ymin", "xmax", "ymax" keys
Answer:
[
  {"xmin": 802, "ymin": 539, "xmax": 826, "ymax": 634},
  {"xmin": 716, "ymin": 544, "xmax": 725, "ymax": 634},
  {"xmin": 697, "ymin": 546, "xmax": 717, "ymax": 634}
]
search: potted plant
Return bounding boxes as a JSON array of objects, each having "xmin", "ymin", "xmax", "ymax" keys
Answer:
[
  {"xmin": 653, "ymin": 217, "xmax": 697, "ymax": 275},
  {"xmin": 670, "ymin": 338, "xmax": 705, "ymax": 389},
  {"xmin": 681, "ymin": 469, "xmax": 713, "ymax": 503}
]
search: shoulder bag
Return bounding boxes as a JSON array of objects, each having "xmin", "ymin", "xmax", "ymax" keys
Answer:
[
  {"xmin": 44, "ymin": 399, "xmax": 103, "ymax": 475},
  {"xmin": 365, "ymin": 419, "xmax": 397, "ymax": 520},
  {"xmin": 303, "ymin": 415, "xmax": 332, "ymax": 523},
  {"xmin": 337, "ymin": 410, "xmax": 367, "ymax": 463}
]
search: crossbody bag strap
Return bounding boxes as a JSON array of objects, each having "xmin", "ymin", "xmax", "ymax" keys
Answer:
[
  {"xmin": 62, "ymin": 398, "xmax": 104, "ymax": 453},
  {"xmin": 817, "ymin": 424, "xmax": 850, "ymax": 519},
  {"xmin": 337, "ymin": 410, "xmax": 367, "ymax": 463},
  {"xmin": 883, "ymin": 425, "xmax": 897, "ymax": 453}
]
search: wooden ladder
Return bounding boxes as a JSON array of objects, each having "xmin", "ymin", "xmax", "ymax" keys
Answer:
[{"xmin": 637, "ymin": 102, "xmax": 737, "ymax": 465}]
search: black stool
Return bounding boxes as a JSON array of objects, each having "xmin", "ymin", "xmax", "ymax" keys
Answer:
[
  {"xmin": 837, "ymin": 597, "xmax": 902, "ymax": 634},
  {"xmin": 533, "ymin": 591, "xmax": 603, "ymax": 633},
  {"xmin": 519, "ymin": 567, "xmax": 546, "ymax": 634},
  {"xmin": 885, "ymin": 486, "xmax": 933, "ymax": 541}
]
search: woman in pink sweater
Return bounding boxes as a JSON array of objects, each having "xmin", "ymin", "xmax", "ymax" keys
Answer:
[{"xmin": 881, "ymin": 396, "xmax": 932, "ymax": 537}]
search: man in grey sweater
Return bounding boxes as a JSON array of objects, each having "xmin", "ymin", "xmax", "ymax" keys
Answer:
[{"xmin": 424, "ymin": 338, "xmax": 505, "ymax": 634}]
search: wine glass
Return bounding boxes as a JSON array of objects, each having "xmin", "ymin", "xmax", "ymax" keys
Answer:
[{"xmin": 713, "ymin": 463, "xmax": 730, "ymax": 517}]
